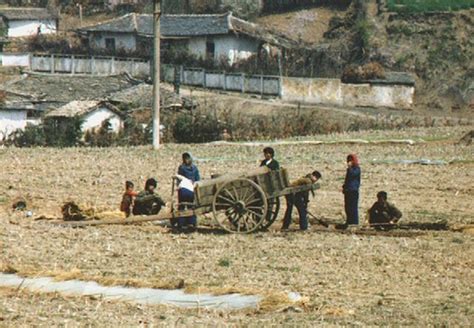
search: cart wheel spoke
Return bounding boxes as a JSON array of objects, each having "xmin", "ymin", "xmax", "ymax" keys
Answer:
[
  {"xmin": 246, "ymin": 209, "xmax": 264, "ymax": 219},
  {"xmin": 224, "ymin": 188, "xmax": 237, "ymax": 201},
  {"xmin": 212, "ymin": 178, "xmax": 267, "ymax": 234},
  {"xmin": 217, "ymin": 194, "xmax": 235, "ymax": 205}
]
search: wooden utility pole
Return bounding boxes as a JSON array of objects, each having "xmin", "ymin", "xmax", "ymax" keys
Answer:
[{"xmin": 152, "ymin": 0, "xmax": 161, "ymax": 149}]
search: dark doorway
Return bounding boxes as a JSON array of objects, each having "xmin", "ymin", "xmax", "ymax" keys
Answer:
[{"xmin": 206, "ymin": 41, "xmax": 215, "ymax": 60}]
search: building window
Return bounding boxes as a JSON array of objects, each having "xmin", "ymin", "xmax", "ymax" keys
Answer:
[
  {"xmin": 206, "ymin": 41, "xmax": 215, "ymax": 60},
  {"xmin": 105, "ymin": 38, "xmax": 116, "ymax": 51}
]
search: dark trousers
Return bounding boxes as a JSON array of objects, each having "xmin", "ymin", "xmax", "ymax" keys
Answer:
[
  {"xmin": 282, "ymin": 192, "xmax": 308, "ymax": 230},
  {"xmin": 176, "ymin": 188, "xmax": 196, "ymax": 228},
  {"xmin": 344, "ymin": 190, "xmax": 359, "ymax": 225}
]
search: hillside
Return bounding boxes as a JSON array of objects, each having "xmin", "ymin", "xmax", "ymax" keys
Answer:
[{"xmin": 255, "ymin": 1, "xmax": 473, "ymax": 112}]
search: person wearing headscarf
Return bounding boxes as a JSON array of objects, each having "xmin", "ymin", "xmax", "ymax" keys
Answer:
[
  {"xmin": 178, "ymin": 152, "xmax": 200, "ymax": 182},
  {"xmin": 175, "ymin": 153, "xmax": 200, "ymax": 229},
  {"xmin": 343, "ymin": 154, "xmax": 361, "ymax": 226}
]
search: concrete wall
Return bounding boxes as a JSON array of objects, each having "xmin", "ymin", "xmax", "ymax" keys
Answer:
[
  {"xmin": 162, "ymin": 64, "xmax": 280, "ymax": 96},
  {"xmin": 1, "ymin": 53, "xmax": 30, "ymax": 66},
  {"xmin": 27, "ymin": 54, "xmax": 150, "ymax": 77},
  {"xmin": 81, "ymin": 107, "xmax": 123, "ymax": 133},
  {"xmin": 0, "ymin": 110, "xmax": 27, "ymax": 138},
  {"xmin": 281, "ymin": 77, "xmax": 414, "ymax": 109},
  {"xmin": 185, "ymin": 35, "xmax": 259, "ymax": 65},
  {"xmin": 8, "ymin": 19, "xmax": 57, "ymax": 37},
  {"xmin": 89, "ymin": 32, "xmax": 137, "ymax": 51}
]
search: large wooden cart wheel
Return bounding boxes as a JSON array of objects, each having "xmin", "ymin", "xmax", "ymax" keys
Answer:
[
  {"xmin": 259, "ymin": 197, "xmax": 280, "ymax": 230},
  {"xmin": 212, "ymin": 178, "xmax": 268, "ymax": 233}
]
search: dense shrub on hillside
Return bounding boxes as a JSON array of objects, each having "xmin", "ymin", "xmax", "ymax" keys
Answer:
[
  {"xmin": 172, "ymin": 112, "xmax": 223, "ymax": 143},
  {"xmin": 24, "ymin": 34, "xmax": 151, "ymax": 59},
  {"xmin": 341, "ymin": 62, "xmax": 385, "ymax": 83},
  {"xmin": 6, "ymin": 117, "xmax": 83, "ymax": 147},
  {"xmin": 262, "ymin": 0, "xmax": 351, "ymax": 13}
]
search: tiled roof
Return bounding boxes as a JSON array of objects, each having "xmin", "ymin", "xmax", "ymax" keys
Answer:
[
  {"xmin": 2, "ymin": 74, "xmax": 135, "ymax": 102},
  {"xmin": 78, "ymin": 13, "xmax": 152, "ymax": 35},
  {"xmin": 0, "ymin": 8, "xmax": 57, "ymax": 20},
  {"xmin": 161, "ymin": 13, "xmax": 230, "ymax": 36},
  {"xmin": 78, "ymin": 12, "xmax": 301, "ymax": 48},
  {"xmin": 45, "ymin": 100, "xmax": 123, "ymax": 118},
  {"xmin": 45, "ymin": 100, "xmax": 101, "ymax": 117}
]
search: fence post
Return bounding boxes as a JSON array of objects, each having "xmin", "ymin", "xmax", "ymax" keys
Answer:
[
  {"xmin": 133, "ymin": 59, "xmax": 138, "ymax": 77},
  {"xmin": 50, "ymin": 54, "xmax": 55, "ymax": 73},
  {"xmin": 223, "ymin": 71, "xmax": 226, "ymax": 91},
  {"xmin": 278, "ymin": 76, "xmax": 282, "ymax": 98},
  {"xmin": 90, "ymin": 56, "xmax": 94, "ymax": 74},
  {"xmin": 71, "ymin": 55, "xmax": 75, "ymax": 74},
  {"xmin": 202, "ymin": 68, "xmax": 206, "ymax": 88},
  {"xmin": 110, "ymin": 56, "xmax": 115, "ymax": 75},
  {"xmin": 28, "ymin": 53, "xmax": 32, "ymax": 70},
  {"xmin": 241, "ymin": 73, "xmax": 245, "ymax": 93},
  {"xmin": 260, "ymin": 75, "xmax": 264, "ymax": 97},
  {"xmin": 180, "ymin": 65, "xmax": 184, "ymax": 83}
]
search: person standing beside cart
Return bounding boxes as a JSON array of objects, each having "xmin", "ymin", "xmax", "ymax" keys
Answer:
[{"xmin": 342, "ymin": 154, "xmax": 361, "ymax": 227}]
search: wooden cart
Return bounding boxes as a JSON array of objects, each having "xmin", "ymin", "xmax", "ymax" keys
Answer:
[
  {"xmin": 54, "ymin": 167, "xmax": 319, "ymax": 233},
  {"xmin": 175, "ymin": 166, "xmax": 320, "ymax": 233}
]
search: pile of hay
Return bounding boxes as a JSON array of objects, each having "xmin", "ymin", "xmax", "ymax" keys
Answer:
[{"xmin": 61, "ymin": 201, "xmax": 123, "ymax": 221}]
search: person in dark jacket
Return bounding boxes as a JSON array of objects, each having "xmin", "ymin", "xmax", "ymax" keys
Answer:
[
  {"xmin": 369, "ymin": 191, "xmax": 402, "ymax": 226},
  {"xmin": 282, "ymin": 170, "xmax": 322, "ymax": 231},
  {"xmin": 174, "ymin": 153, "xmax": 200, "ymax": 229},
  {"xmin": 343, "ymin": 154, "xmax": 361, "ymax": 226},
  {"xmin": 133, "ymin": 178, "xmax": 165, "ymax": 216},
  {"xmin": 260, "ymin": 147, "xmax": 280, "ymax": 171}
]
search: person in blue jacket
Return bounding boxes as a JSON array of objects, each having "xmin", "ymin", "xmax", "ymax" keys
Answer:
[
  {"xmin": 342, "ymin": 153, "xmax": 361, "ymax": 226},
  {"xmin": 178, "ymin": 152, "xmax": 200, "ymax": 182},
  {"xmin": 174, "ymin": 152, "xmax": 200, "ymax": 229}
]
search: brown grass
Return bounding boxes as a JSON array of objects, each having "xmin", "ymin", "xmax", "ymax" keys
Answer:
[{"xmin": 0, "ymin": 126, "xmax": 473, "ymax": 326}]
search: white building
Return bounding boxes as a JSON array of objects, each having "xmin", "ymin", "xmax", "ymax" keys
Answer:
[
  {"xmin": 45, "ymin": 101, "xmax": 125, "ymax": 133},
  {"xmin": 0, "ymin": 8, "xmax": 58, "ymax": 38},
  {"xmin": 0, "ymin": 101, "xmax": 39, "ymax": 139},
  {"xmin": 77, "ymin": 13, "xmax": 294, "ymax": 65}
]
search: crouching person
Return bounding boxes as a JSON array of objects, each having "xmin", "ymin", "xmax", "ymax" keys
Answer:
[
  {"xmin": 133, "ymin": 178, "xmax": 165, "ymax": 216},
  {"xmin": 282, "ymin": 170, "xmax": 322, "ymax": 231},
  {"xmin": 368, "ymin": 191, "xmax": 402, "ymax": 227},
  {"xmin": 175, "ymin": 174, "xmax": 197, "ymax": 230}
]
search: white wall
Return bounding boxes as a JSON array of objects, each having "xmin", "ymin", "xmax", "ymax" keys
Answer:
[
  {"xmin": 81, "ymin": 107, "xmax": 123, "ymax": 133},
  {"xmin": 186, "ymin": 35, "xmax": 259, "ymax": 65},
  {"xmin": 8, "ymin": 19, "xmax": 57, "ymax": 37},
  {"xmin": 1, "ymin": 53, "xmax": 30, "ymax": 67},
  {"xmin": 0, "ymin": 110, "xmax": 27, "ymax": 139},
  {"xmin": 281, "ymin": 77, "xmax": 415, "ymax": 109},
  {"xmin": 90, "ymin": 32, "xmax": 137, "ymax": 51}
]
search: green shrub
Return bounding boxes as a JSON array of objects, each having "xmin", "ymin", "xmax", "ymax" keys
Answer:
[
  {"xmin": 8, "ymin": 124, "xmax": 46, "ymax": 147},
  {"xmin": 173, "ymin": 112, "xmax": 222, "ymax": 143},
  {"xmin": 43, "ymin": 117, "xmax": 83, "ymax": 147}
]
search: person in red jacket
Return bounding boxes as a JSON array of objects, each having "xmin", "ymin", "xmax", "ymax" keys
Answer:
[{"xmin": 120, "ymin": 181, "xmax": 138, "ymax": 218}]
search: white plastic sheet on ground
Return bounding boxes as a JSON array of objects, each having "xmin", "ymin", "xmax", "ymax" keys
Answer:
[{"xmin": 0, "ymin": 273, "xmax": 300, "ymax": 310}]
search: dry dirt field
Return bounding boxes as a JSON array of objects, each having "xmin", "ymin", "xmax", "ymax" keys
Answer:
[{"xmin": 0, "ymin": 126, "xmax": 473, "ymax": 326}]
